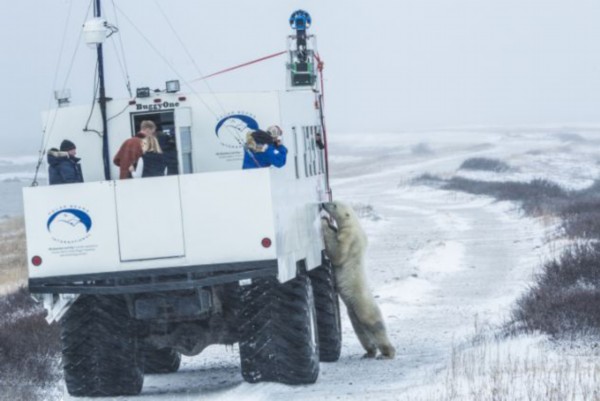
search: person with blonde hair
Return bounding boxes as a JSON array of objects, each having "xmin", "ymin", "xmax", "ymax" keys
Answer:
[
  {"xmin": 113, "ymin": 120, "xmax": 157, "ymax": 179},
  {"xmin": 130, "ymin": 135, "xmax": 166, "ymax": 178}
]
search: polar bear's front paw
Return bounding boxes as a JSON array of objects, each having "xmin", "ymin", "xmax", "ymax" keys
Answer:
[
  {"xmin": 361, "ymin": 349, "xmax": 377, "ymax": 359},
  {"xmin": 321, "ymin": 217, "xmax": 337, "ymax": 233},
  {"xmin": 321, "ymin": 218, "xmax": 337, "ymax": 243}
]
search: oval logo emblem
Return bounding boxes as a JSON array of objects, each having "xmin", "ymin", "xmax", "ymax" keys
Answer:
[
  {"xmin": 215, "ymin": 114, "xmax": 260, "ymax": 149},
  {"xmin": 47, "ymin": 208, "xmax": 92, "ymax": 243}
]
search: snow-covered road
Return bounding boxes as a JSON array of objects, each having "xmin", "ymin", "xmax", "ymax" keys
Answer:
[{"xmin": 69, "ymin": 130, "xmax": 592, "ymax": 400}]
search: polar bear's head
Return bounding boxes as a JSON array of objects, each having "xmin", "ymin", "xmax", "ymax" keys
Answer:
[{"xmin": 321, "ymin": 201, "xmax": 357, "ymax": 228}]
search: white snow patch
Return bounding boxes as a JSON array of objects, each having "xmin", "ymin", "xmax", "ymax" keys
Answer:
[
  {"xmin": 327, "ymin": 155, "xmax": 366, "ymax": 163},
  {"xmin": 411, "ymin": 241, "xmax": 466, "ymax": 274},
  {"xmin": 375, "ymin": 276, "xmax": 435, "ymax": 306}
]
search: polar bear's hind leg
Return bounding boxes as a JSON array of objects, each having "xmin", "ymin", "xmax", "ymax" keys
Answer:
[
  {"xmin": 350, "ymin": 296, "xmax": 396, "ymax": 359},
  {"xmin": 347, "ymin": 307, "xmax": 377, "ymax": 358}
]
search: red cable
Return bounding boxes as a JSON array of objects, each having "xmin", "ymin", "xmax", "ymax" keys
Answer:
[{"xmin": 192, "ymin": 51, "xmax": 287, "ymax": 82}]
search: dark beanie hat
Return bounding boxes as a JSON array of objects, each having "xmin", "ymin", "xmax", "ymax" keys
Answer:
[{"xmin": 60, "ymin": 139, "xmax": 76, "ymax": 151}]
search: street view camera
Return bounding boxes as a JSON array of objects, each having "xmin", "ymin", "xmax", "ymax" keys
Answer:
[
  {"xmin": 289, "ymin": 9, "xmax": 312, "ymax": 31},
  {"xmin": 288, "ymin": 10, "xmax": 316, "ymax": 87}
]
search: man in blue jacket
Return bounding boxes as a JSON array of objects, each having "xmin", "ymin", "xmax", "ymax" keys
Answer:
[
  {"xmin": 242, "ymin": 126, "xmax": 287, "ymax": 169},
  {"xmin": 47, "ymin": 140, "xmax": 84, "ymax": 185}
]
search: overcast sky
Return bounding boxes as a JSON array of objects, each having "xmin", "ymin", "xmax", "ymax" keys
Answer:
[{"xmin": 2, "ymin": 0, "xmax": 600, "ymax": 155}]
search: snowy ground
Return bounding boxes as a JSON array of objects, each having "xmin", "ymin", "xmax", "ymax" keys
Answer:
[{"xmin": 60, "ymin": 128, "xmax": 600, "ymax": 400}]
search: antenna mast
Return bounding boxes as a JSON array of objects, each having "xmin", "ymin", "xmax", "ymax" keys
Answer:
[{"xmin": 94, "ymin": 0, "xmax": 111, "ymax": 180}]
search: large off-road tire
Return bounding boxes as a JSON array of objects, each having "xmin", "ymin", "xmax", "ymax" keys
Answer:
[
  {"xmin": 61, "ymin": 295, "xmax": 144, "ymax": 397},
  {"xmin": 238, "ymin": 274, "xmax": 320, "ymax": 385},
  {"xmin": 142, "ymin": 347, "xmax": 181, "ymax": 374},
  {"xmin": 309, "ymin": 260, "xmax": 342, "ymax": 362}
]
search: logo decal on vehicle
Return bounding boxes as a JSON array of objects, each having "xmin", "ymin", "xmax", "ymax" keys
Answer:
[
  {"xmin": 47, "ymin": 207, "xmax": 92, "ymax": 244},
  {"xmin": 215, "ymin": 113, "xmax": 259, "ymax": 149}
]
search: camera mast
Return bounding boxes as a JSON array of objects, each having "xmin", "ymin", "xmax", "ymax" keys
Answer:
[{"xmin": 94, "ymin": 0, "xmax": 111, "ymax": 180}]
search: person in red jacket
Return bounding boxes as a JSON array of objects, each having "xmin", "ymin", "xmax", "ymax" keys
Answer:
[{"xmin": 113, "ymin": 120, "xmax": 157, "ymax": 179}]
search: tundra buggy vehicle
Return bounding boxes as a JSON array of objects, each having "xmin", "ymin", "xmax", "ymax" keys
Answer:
[{"xmin": 24, "ymin": 8, "xmax": 341, "ymax": 397}]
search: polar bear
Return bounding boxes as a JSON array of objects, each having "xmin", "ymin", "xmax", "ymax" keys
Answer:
[{"xmin": 321, "ymin": 201, "xmax": 396, "ymax": 359}]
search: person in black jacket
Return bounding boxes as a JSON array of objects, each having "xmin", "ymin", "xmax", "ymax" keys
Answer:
[
  {"xmin": 47, "ymin": 140, "xmax": 83, "ymax": 185},
  {"xmin": 156, "ymin": 130, "xmax": 178, "ymax": 175},
  {"xmin": 131, "ymin": 136, "xmax": 166, "ymax": 178}
]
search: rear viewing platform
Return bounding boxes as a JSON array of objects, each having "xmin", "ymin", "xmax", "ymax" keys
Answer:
[{"xmin": 22, "ymin": 8, "xmax": 344, "ymax": 398}]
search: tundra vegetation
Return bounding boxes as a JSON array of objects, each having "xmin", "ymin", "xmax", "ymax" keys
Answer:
[
  {"xmin": 0, "ymin": 219, "xmax": 61, "ymax": 401},
  {"xmin": 418, "ymin": 163, "xmax": 600, "ymax": 335},
  {"xmin": 411, "ymin": 157, "xmax": 600, "ymax": 400},
  {"xmin": 4, "ymin": 152, "xmax": 600, "ymax": 400}
]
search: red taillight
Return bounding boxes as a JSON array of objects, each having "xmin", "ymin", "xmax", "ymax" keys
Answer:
[
  {"xmin": 128, "ymin": 100, "xmax": 136, "ymax": 105},
  {"xmin": 178, "ymin": 96, "xmax": 187, "ymax": 101},
  {"xmin": 32, "ymin": 256, "xmax": 42, "ymax": 266},
  {"xmin": 154, "ymin": 98, "xmax": 162, "ymax": 103},
  {"xmin": 261, "ymin": 238, "xmax": 272, "ymax": 248}
]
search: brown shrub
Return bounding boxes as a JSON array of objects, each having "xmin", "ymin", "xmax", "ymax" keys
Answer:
[
  {"xmin": 0, "ymin": 287, "xmax": 62, "ymax": 401},
  {"xmin": 512, "ymin": 243, "xmax": 600, "ymax": 337}
]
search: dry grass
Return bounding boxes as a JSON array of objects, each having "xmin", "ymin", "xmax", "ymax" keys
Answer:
[
  {"xmin": 401, "ymin": 337, "xmax": 600, "ymax": 401},
  {"xmin": 0, "ymin": 217, "xmax": 27, "ymax": 292}
]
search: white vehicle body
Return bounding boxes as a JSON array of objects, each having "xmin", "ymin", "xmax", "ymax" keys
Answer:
[
  {"xmin": 24, "ymin": 89, "xmax": 330, "ymax": 319},
  {"xmin": 27, "ymin": 10, "xmax": 340, "ymax": 395}
]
